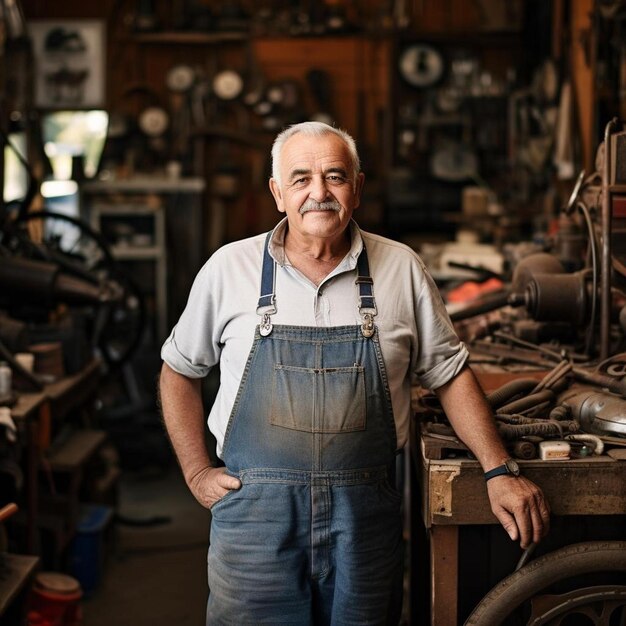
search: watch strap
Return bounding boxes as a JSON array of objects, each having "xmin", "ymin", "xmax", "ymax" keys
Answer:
[{"xmin": 484, "ymin": 464, "xmax": 512, "ymax": 482}]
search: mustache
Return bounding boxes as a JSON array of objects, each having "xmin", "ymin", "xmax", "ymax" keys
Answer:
[{"xmin": 299, "ymin": 198, "xmax": 342, "ymax": 214}]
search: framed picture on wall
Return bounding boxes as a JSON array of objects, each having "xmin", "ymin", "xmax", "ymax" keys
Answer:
[{"xmin": 29, "ymin": 20, "xmax": 106, "ymax": 109}]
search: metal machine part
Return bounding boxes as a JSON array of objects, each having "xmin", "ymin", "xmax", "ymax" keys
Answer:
[
  {"xmin": 510, "ymin": 252, "xmax": 565, "ymax": 294},
  {"xmin": 0, "ymin": 256, "xmax": 120, "ymax": 305},
  {"xmin": 522, "ymin": 271, "xmax": 590, "ymax": 326},
  {"xmin": 560, "ymin": 387, "xmax": 626, "ymax": 437},
  {"xmin": 507, "ymin": 251, "xmax": 591, "ymax": 328}
]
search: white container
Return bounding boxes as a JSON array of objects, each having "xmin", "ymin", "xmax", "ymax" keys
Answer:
[{"xmin": 539, "ymin": 440, "xmax": 571, "ymax": 460}]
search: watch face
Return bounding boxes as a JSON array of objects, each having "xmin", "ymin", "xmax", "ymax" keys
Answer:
[{"xmin": 505, "ymin": 458, "xmax": 520, "ymax": 476}]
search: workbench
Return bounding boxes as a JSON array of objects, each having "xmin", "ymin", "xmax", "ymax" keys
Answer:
[
  {"xmin": 0, "ymin": 553, "xmax": 39, "ymax": 624},
  {"xmin": 412, "ymin": 436, "xmax": 626, "ymax": 626}
]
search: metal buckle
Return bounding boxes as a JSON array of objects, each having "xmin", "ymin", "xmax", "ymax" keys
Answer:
[
  {"xmin": 259, "ymin": 312, "xmax": 273, "ymax": 336},
  {"xmin": 361, "ymin": 312, "xmax": 375, "ymax": 338}
]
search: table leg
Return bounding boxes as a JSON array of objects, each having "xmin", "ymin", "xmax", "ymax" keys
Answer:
[{"xmin": 430, "ymin": 525, "xmax": 459, "ymax": 626}]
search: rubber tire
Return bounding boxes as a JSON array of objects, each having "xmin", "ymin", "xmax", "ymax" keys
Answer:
[{"xmin": 464, "ymin": 541, "xmax": 626, "ymax": 626}]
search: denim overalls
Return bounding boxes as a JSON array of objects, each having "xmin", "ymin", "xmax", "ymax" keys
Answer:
[{"xmin": 207, "ymin": 235, "xmax": 403, "ymax": 625}]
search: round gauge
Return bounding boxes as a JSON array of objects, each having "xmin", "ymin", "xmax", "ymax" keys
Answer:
[
  {"xmin": 212, "ymin": 70, "xmax": 244, "ymax": 101},
  {"xmin": 166, "ymin": 64, "xmax": 195, "ymax": 93},
  {"xmin": 399, "ymin": 44, "xmax": 445, "ymax": 88},
  {"xmin": 138, "ymin": 106, "xmax": 169, "ymax": 137}
]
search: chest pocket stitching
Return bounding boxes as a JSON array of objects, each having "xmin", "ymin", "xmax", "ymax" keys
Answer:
[{"xmin": 270, "ymin": 364, "xmax": 366, "ymax": 433}]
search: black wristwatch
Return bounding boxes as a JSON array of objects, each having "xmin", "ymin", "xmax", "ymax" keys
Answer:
[{"xmin": 484, "ymin": 458, "xmax": 520, "ymax": 482}]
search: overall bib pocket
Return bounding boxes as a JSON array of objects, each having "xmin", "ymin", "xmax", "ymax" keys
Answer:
[{"xmin": 270, "ymin": 364, "xmax": 366, "ymax": 433}]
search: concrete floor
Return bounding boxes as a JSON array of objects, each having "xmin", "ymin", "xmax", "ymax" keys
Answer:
[{"xmin": 81, "ymin": 465, "xmax": 210, "ymax": 626}]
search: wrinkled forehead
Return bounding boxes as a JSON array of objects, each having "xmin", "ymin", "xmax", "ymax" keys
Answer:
[{"xmin": 279, "ymin": 133, "xmax": 353, "ymax": 179}]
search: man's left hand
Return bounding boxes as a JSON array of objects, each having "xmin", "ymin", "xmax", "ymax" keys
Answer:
[{"xmin": 486, "ymin": 475, "xmax": 551, "ymax": 548}]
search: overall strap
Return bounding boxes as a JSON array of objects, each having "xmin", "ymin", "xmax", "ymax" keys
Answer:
[
  {"xmin": 356, "ymin": 245, "xmax": 377, "ymax": 338},
  {"xmin": 256, "ymin": 230, "xmax": 378, "ymax": 338},
  {"xmin": 257, "ymin": 232, "xmax": 276, "ymax": 336}
]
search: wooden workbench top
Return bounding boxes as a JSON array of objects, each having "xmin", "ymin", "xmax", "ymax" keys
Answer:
[{"xmin": 419, "ymin": 445, "xmax": 626, "ymax": 527}]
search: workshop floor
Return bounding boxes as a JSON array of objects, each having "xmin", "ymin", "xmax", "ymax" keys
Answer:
[{"xmin": 81, "ymin": 464, "xmax": 210, "ymax": 626}]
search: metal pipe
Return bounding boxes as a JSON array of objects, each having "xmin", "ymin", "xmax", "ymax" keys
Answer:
[
  {"xmin": 601, "ymin": 117, "xmax": 619, "ymax": 360},
  {"xmin": 498, "ymin": 389, "xmax": 556, "ymax": 415},
  {"xmin": 533, "ymin": 360, "xmax": 572, "ymax": 393},
  {"xmin": 486, "ymin": 378, "xmax": 539, "ymax": 409}
]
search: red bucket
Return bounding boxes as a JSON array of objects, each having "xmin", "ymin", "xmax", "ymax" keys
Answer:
[{"xmin": 28, "ymin": 572, "xmax": 83, "ymax": 626}]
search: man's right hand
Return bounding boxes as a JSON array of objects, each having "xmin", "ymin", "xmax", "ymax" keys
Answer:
[{"xmin": 188, "ymin": 466, "xmax": 242, "ymax": 509}]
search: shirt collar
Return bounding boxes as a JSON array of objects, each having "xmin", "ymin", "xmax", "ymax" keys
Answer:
[{"xmin": 268, "ymin": 217, "xmax": 364, "ymax": 269}]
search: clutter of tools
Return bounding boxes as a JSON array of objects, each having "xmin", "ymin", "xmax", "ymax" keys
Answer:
[{"xmin": 419, "ymin": 120, "xmax": 626, "ymax": 462}]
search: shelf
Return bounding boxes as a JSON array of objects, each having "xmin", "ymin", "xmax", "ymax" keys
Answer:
[
  {"xmin": 0, "ymin": 554, "xmax": 39, "ymax": 615},
  {"xmin": 396, "ymin": 30, "xmax": 523, "ymax": 45},
  {"xmin": 130, "ymin": 32, "xmax": 381, "ymax": 45},
  {"xmin": 46, "ymin": 429, "xmax": 108, "ymax": 472},
  {"xmin": 81, "ymin": 177, "xmax": 205, "ymax": 194},
  {"xmin": 111, "ymin": 245, "xmax": 163, "ymax": 260},
  {"xmin": 90, "ymin": 203, "xmax": 161, "ymax": 215},
  {"xmin": 89, "ymin": 202, "xmax": 168, "ymax": 341},
  {"xmin": 132, "ymin": 31, "xmax": 247, "ymax": 44}
]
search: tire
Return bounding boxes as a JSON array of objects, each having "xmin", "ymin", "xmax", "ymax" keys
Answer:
[{"xmin": 464, "ymin": 541, "xmax": 626, "ymax": 626}]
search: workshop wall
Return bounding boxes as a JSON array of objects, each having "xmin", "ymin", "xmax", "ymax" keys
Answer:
[
  {"xmin": 16, "ymin": 0, "xmax": 566, "ymax": 247},
  {"xmin": 9, "ymin": 0, "xmax": 611, "ymax": 341}
]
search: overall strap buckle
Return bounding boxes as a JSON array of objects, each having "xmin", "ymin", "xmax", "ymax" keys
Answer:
[
  {"xmin": 259, "ymin": 312, "xmax": 273, "ymax": 337},
  {"xmin": 356, "ymin": 244, "xmax": 377, "ymax": 338},
  {"xmin": 257, "ymin": 231, "xmax": 277, "ymax": 336},
  {"xmin": 361, "ymin": 312, "xmax": 375, "ymax": 338}
]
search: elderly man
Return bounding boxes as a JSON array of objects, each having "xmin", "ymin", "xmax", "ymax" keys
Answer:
[{"xmin": 159, "ymin": 121, "xmax": 550, "ymax": 625}]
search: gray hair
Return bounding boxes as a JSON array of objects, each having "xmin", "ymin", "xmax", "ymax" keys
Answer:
[{"xmin": 271, "ymin": 121, "xmax": 361, "ymax": 188}]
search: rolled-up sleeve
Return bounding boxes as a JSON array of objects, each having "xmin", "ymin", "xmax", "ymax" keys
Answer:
[
  {"xmin": 412, "ymin": 267, "xmax": 469, "ymax": 391},
  {"xmin": 161, "ymin": 258, "xmax": 222, "ymax": 378}
]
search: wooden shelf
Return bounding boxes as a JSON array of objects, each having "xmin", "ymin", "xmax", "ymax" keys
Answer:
[
  {"xmin": 47, "ymin": 429, "xmax": 107, "ymax": 472},
  {"xmin": 131, "ymin": 32, "xmax": 379, "ymax": 45},
  {"xmin": 111, "ymin": 245, "xmax": 162, "ymax": 260},
  {"xmin": 396, "ymin": 30, "xmax": 523, "ymax": 45},
  {"xmin": 132, "ymin": 31, "xmax": 247, "ymax": 44},
  {"xmin": 0, "ymin": 554, "xmax": 39, "ymax": 616},
  {"xmin": 81, "ymin": 177, "xmax": 205, "ymax": 194}
]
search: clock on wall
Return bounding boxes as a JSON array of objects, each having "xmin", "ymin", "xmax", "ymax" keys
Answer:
[{"xmin": 398, "ymin": 43, "xmax": 445, "ymax": 88}]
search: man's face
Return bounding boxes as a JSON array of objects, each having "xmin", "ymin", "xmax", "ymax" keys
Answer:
[{"xmin": 269, "ymin": 132, "xmax": 364, "ymax": 244}]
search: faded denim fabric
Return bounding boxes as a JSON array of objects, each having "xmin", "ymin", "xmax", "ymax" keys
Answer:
[{"xmin": 207, "ymin": 246, "xmax": 403, "ymax": 625}]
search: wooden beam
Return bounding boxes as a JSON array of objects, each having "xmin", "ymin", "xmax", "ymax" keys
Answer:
[
  {"xmin": 570, "ymin": 0, "xmax": 596, "ymax": 173},
  {"xmin": 430, "ymin": 525, "xmax": 459, "ymax": 626}
]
